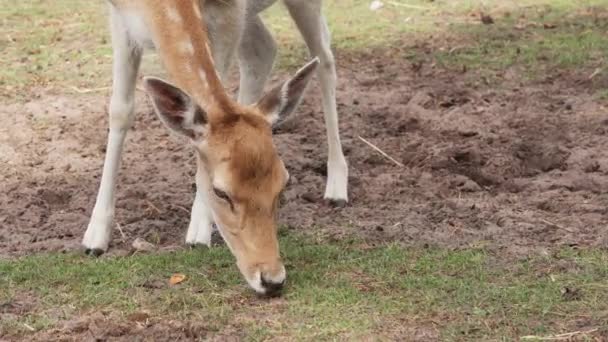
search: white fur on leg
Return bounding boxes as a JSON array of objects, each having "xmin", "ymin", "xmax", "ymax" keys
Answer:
[
  {"xmin": 185, "ymin": 190, "xmax": 213, "ymax": 246},
  {"xmin": 83, "ymin": 129, "xmax": 129, "ymax": 251},
  {"xmin": 83, "ymin": 6, "xmax": 142, "ymax": 253},
  {"xmin": 324, "ymin": 154, "xmax": 348, "ymax": 201},
  {"xmin": 284, "ymin": 1, "xmax": 349, "ymax": 202},
  {"xmin": 194, "ymin": 217, "xmax": 214, "ymax": 245},
  {"xmin": 82, "ymin": 217, "xmax": 113, "ymax": 252},
  {"xmin": 186, "ymin": 163, "xmax": 214, "ymax": 246}
]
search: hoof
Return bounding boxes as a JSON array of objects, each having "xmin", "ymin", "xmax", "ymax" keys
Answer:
[
  {"xmin": 85, "ymin": 248, "xmax": 105, "ymax": 257},
  {"xmin": 187, "ymin": 243, "xmax": 210, "ymax": 249},
  {"xmin": 327, "ymin": 199, "xmax": 348, "ymax": 208}
]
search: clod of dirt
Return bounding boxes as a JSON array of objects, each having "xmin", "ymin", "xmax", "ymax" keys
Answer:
[
  {"xmin": 450, "ymin": 175, "xmax": 482, "ymax": 192},
  {"xmin": 561, "ymin": 286, "xmax": 583, "ymax": 301},
  {"xmin": 460, "ymin": 179, "xmax": 482, "ymax": 192},
  {"xmin": 300, "ymin": 192, "xmax": 318, "ymax": 203},
  {"xmin": 513, "ymin": 143, "xmax": 569, "ymax": 175},
  {"xmin": 132, "ymin": 237, "xmax": 157, "ymax": 252},
  {"xmin": 127, "ymin": 312, "xmax": 151, "ymax": 323},
  {"xmin": 480, "ymin": 13, "xmax": 495, "ymax": 24},
  {"xmin": 0, "ymin": 299, "xmax": 32, "ymax": 315},
  {"xmin": 543, "ymin": 23, "xmax": 557, "ymax": 29},
  {"xmin": 583, "ymin": 160, "xmax": 600, "ymax": 173},
  {"xmin": 61, "ymin": 317, "xmax": 90, "ymax": 333},
  {"xmin": 364, "ymin": 153, "xmax": 386, "ymax": 166},
  {"xmin": 503, "ymin": 179, "xmax": 529, "ymax": 193},
  {"xmin": 38, "ymin": 188, "xmax": 71, "ymax": 208}
]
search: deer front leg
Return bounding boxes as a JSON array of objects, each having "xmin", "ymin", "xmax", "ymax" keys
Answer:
[
  {"xmin": 285, "ymin": 0, "xmax": 348, "ymax": 204},
  {"xmin": 82, "ymin": 8, "xmax": 142, "ymax": 254},
  {"xmin": 185, "ymin": 161, "xmax": 213, "ymax": 246}
]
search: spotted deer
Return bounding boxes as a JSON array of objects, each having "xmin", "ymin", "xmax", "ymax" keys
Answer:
[{"xmin": 82, "ymin": 0, "xmax": 348, "ymax": 295}]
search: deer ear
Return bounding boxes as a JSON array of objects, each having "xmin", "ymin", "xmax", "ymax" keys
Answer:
[
  {"xmin": 143, "ymin": 77, "xmax": 208, "ymax": 140},
  {"xmin": 255, "ymin": 57, "xmax": 319, "ymax": 127}
]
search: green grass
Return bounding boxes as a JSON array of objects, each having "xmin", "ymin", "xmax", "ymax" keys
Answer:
[
  {"xmin": 2, "ymin": 0, "xmax": 607, "ymax": 100},
  {"xmin": 433, "ymin": 4, "xmax": 608, "ymax": 81},
  {"xmin": 0, "ymin": 0, "xmax": 111, "ymax": 98},
  {"xmin": 2, "ymin": 235, "xmax": 608, "ymax": 340}
]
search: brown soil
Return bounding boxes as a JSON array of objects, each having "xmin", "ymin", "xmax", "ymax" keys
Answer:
[
  {"xmin": 6, "ymin": 310, "xmax": 244, "ymax": 341},
  {"xmin": 1, "ymin": 52, "xmax": 608, "ymax": 259}
]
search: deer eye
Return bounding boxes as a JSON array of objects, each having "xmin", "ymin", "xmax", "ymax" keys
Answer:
[{"xmin": 213, "ymin": 187, "xmax": 234, "ymax": 209}]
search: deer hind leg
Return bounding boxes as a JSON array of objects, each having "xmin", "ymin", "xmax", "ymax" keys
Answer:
[
  {"xmin": 82, "ymin": 8, "xmax": 142, "ymax": 254},
  {"xmin": 237, "ymin": 15, "xmax": 277, "ymax": 105},
  {"xmin": 284, "ymin": 0, "xmax": 348, "ymax": 204},
  {"xmin": 203, "ymin": 0, "xmax": 246, "ymax": 82}
]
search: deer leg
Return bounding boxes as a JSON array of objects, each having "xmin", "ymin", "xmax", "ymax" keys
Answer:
[
  {"xmin": 82, "ymin": 8, "xmax": 142, "ymax": 254},
  {"xmin": 185, "ymin": 156, "xmax": 214, "ymax": 246},
  {"xmin": 204, "ymin": 0, "xmax": 246, "ymax": 83},
  {"xmin": 284, "ymin": 0, "xmax": 348, "ymax": 204},
  {"xmin": 237, "ymin": 15, "xmax": 277, "ymax": 105}
]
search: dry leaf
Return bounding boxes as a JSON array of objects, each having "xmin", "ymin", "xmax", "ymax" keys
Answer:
[{"xmin": 169, "ymin": 273, "xmax": 186, "ymax": 285}]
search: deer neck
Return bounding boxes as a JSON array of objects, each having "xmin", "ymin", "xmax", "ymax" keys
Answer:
[{"xmin": 122, "ymin": 0, "xmax": 233, "ymax": 115}]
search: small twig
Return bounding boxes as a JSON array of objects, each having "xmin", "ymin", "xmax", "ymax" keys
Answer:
[
  {"xmin": 70, "ymin": 86, "xmax": 110, "ymax": 94},
  {"xmin": 588, "ymin": 68, "xmax": 602, "ymax": 80},
  {"xmin": 386, "ymin": 1, "xmax": 429, "ymax": 10},
  {"xmin": 22, "ymin": 323, "xmax": 35, "ymax": 332},
  {"xmin": 539, "ymin": 218, "xmax": 574, "ymax": 233},
  {"xmin": 146, "ymin": 200, "xmax": 162, "ymax": 215},
  {"xmin": 358, "ymin": 136, "xmax": 404, "ymax": 167},
  {"xmin": 171, "ymin": 204, "xmax": 191, "ymax": 215},
  {"xmin": 448, "ymin": 45, "xmax": 467, "ymax": 54},
  {"xmin": 521, "ymin": 328, "xmax": 598, "ymax": 340},
  {"xmin": 115, "ymin": 222, "xmax": 126, "ymax": 240}
]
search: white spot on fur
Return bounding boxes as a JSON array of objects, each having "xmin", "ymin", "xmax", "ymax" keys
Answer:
[
  {"xmin": 179, "ymin": 39, "xmax": 195, "ymax": 55},
  {"xmin": 198, "ymin": 69, "xmax": 207, "ymax": 86},
  {"xmin": 166, "ymin": 6, "xmax": 182, "ymax": 23}
]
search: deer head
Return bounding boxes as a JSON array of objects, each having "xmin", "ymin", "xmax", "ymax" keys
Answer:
[{"xmin": 143, "ymin": 58, "xmax": 319, "ymax": 295}]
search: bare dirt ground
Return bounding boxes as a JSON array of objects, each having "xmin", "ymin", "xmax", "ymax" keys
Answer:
[{"xmin": 2, "ymin": 51, "xmax": 608, "ymax": 259}]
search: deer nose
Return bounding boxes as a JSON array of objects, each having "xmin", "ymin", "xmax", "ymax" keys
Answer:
[{"xmin": 260, "ymin": 273, "xmax": 285, "ymax": 297}]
